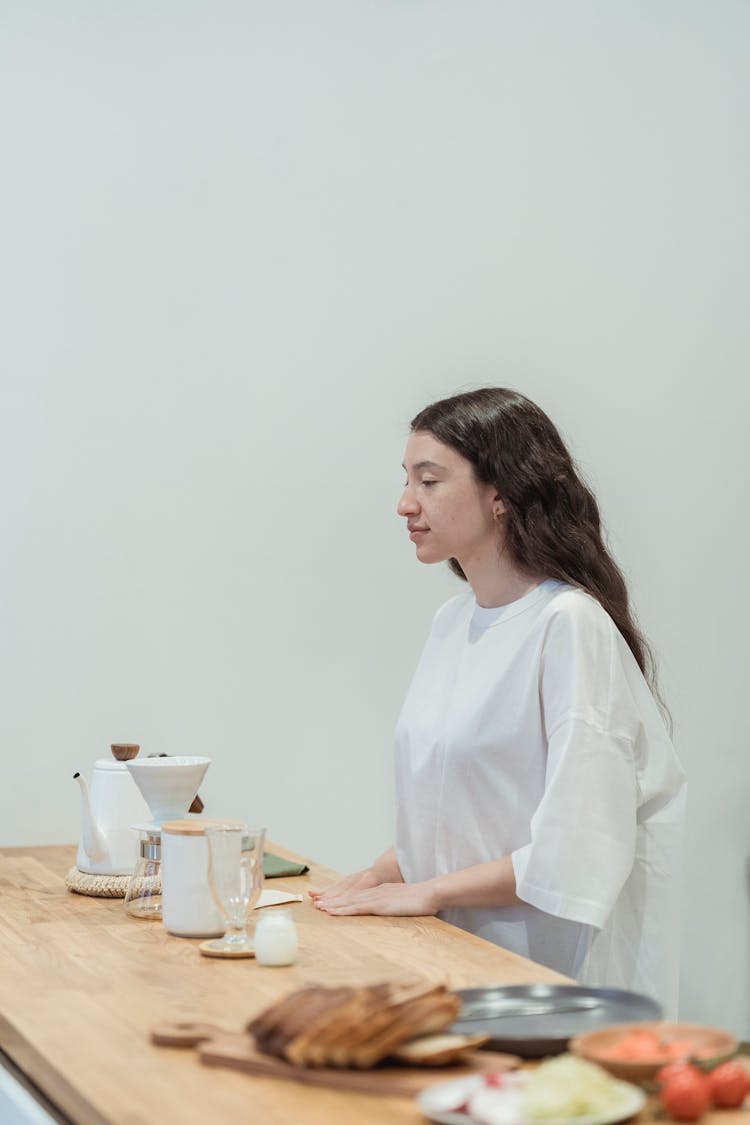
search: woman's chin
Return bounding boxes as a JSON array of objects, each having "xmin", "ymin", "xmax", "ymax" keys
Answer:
[{"xmin": 415, "ymin": 543, "xmax": 448, "ymax": 565}]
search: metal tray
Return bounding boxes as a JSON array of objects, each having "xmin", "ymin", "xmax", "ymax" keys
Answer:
[{"xmin": 450, "ymin": 984, "xmax": 662, "ymax": 1057}]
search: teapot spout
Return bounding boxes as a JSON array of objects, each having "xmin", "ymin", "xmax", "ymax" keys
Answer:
[{"xmin": 74, "ymin": 772, "xmax": 109, "ymax": 862}]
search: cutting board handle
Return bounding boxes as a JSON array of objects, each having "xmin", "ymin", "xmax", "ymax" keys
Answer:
[{"xmin": 151, "ymin": 1021, "xmax": 230, "ymax": 1047}]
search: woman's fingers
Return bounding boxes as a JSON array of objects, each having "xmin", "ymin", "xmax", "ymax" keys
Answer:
[
  {"xmin": 309, "ymin": 871, "xmax": 375, "ymax": 904},
  {"xmin": 310, "ymin": 868, "xmax": 418, "ymax": 913},
  {"xmin": 314, "ymin": 891, "xmax": 357, "ymax": 908},
  {"xmin": 311, "ymin": 872, "xmax": 378, "ymax": 908},
  {"xmin": 314, "ymin": 888, "xmax": 366, "ymax": 910},
  {"xmin": 315, "ymin": 882, "xmax": 437, "ymax": 917},
  {"xmin": 319, "ymin": 892, "xmax": 375, "ymax": 914}
]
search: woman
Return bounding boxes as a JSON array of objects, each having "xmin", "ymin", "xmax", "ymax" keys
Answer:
[{"xmin": 313, "ymin": 388, "xmax": 686, "ymax": 1014}]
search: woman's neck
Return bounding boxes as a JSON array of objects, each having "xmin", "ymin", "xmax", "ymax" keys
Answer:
[{"xmin": 459, "ymin": 548, "xmax": 545, "ymax": 609}]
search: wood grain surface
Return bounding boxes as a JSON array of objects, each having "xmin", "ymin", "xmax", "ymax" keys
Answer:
[{"xmin": 1, "ymin": 844, "xmax": 746, "ymax": 1125}]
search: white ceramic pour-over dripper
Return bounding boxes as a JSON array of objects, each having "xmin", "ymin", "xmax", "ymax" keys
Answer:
[{"xmin": 125, "ymin": 756, "xmax": 211, "ymax": 826}]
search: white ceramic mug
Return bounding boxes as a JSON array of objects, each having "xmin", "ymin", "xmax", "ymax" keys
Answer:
[{"xmin": 161, "ymin": 818, "xmax": 244, "ymax": 937}]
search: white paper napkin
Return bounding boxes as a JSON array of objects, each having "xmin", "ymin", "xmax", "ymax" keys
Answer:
[{"xmin": 255, "ymin": 888, "xmax": 303, "ymax": 909}]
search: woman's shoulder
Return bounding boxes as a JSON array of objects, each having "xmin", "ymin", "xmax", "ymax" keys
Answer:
[
  {"xmin": 536, "ymin": 583, "xmax": 630, "ymax": 675},
  {"xmin": 539, "ymin": 589, "xmax": 652, "ymax": 702},
  {"xmin": 541, "ymin": 583, "xmax": 618, "ymax": 637},
  {"xmin": 431, "ymin": 590, "xmax": 474, "ymax": 632},
  {"xmin": 427, "ymin": 582, "xmax": 621, "ymax": 645}
]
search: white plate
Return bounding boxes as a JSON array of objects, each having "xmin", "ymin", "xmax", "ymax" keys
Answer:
[{"xmin": 417, "ymin": 1075, "xmax": 646, "ymax": 1125}]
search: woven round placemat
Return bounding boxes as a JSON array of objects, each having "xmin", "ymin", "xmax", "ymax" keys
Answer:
[{"xmin": 65, "ymin": 867, "xmax": 130, "ymax": 898}]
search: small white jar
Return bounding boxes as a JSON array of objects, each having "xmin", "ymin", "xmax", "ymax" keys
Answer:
[
  {"xmin": 161, "ymin": 817, "xmax": 243, "ymax": 938},
  {"xmin": 254, "ymin": 908, "xmax": 298, "ymax": 966}
]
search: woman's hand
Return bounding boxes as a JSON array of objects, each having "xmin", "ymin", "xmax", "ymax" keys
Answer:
[
  {"xmin": 311, "ymin": 855, "xmax": 520, "ymax": 917},
  {"xmin": 313, "ymin": 880, "xmax": 438, "ymax": 917},
  {"xmin": 308, "ymin": 867, "xmax": 379, "ymax": 906},
  {"xmin": 308, "ymin": 848, "xmax": 404, "ymax": 908}
]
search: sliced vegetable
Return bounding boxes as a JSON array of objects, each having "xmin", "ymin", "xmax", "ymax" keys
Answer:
[{"xmin": 522, "ymin": 1056, "xmax": 632, "ymax": 1119}]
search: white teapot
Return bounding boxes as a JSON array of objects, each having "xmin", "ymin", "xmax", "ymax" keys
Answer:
[{"xmin": 74, "ymin": 745, "xmax": 151, "ymax": 875}]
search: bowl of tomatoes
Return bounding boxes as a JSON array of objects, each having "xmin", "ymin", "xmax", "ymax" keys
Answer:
[{"xmin": 569, "ymin": 1022, "xmax": 738, "ymax": 1083}]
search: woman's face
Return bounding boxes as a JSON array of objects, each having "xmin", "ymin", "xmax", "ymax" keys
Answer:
[{"xmin": 397, "ymin": 431, "xmax": 502, "ymax": 566}]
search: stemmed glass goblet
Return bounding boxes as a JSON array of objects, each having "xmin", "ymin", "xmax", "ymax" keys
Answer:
[{"xmin": 203, "ymin": 824, "xmax": 266, "ymax": 957}]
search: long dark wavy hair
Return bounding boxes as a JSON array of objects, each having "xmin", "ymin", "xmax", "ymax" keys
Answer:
[{"xmin": 411, "ymin": 387, "xmax": 667, "ymax": 715}]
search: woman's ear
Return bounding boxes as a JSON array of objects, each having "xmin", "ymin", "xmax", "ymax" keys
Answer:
[{"xmin": 492, "ymin": 495, "xmax": 507, "ymax": 519}]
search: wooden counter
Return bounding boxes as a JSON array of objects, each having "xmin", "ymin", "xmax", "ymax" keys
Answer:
[
  {"xmin": 3, "ymin": 846, "xmax": 747, "ymax": 1125},
  {"xmin": 0, "ymin": 843, "xmax": 570, "ymax": 1124}
]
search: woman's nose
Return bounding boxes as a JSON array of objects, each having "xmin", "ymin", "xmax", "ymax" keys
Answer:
[{"xmin": 397, "ymin": 486, "xmax": 419, "ymax": 517}]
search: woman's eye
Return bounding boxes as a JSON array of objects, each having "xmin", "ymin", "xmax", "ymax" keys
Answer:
[{"xmin": 421, "ymin": 479, "xmax": 437, "ymax": 487}]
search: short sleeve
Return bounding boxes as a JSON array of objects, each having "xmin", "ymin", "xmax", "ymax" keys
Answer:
[
  {"xmin": 511, "ymin": 593, "xmax": 641, "ymax": 929},
  {"xmin": 512, "ymin": 717, "xmax": 638, "ymax": 927}
]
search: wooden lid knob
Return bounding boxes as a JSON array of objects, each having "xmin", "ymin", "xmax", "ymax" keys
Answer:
[{"xmin": 111, "ymin": 744, "xmax": 140, "ymax": 761}]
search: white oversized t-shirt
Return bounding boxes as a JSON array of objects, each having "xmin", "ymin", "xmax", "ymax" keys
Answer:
[{"xmin": 394, "ymin": 580, "xmax": 686, "ymax": 1015}]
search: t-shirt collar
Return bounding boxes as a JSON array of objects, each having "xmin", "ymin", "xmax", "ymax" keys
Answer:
[{"xmin": 471, "ymin": 578, "xmax": 562, "ymax": 629}]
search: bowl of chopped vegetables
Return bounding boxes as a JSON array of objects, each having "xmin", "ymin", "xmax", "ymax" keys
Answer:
[{"xmin": 569, "ymin": 1022, "xmax": 738, "ymax": 1083}]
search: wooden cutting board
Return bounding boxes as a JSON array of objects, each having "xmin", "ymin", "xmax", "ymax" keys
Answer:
[{"xmin": 151, "ymin": 1020, "xmax": 522, "ymax": 1097}]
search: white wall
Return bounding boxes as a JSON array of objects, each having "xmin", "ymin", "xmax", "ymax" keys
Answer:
[{"xmin": 1, "ymin": 2, "xmax": 748, "ymax": 1034}]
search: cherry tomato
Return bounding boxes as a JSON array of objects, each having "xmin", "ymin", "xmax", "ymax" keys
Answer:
[
  {"xmin": 707, "ymin": 1061, "xmax": 750, "ymax": 1108},
  {"xmin": 660, "ymin": 1070, "xmax": 712, "ymax": 1121}
]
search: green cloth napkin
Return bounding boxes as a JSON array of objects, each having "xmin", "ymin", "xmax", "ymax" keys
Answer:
[{"xmin": 263, "ymin": 851, "xmax": 309, "ymax": 878}]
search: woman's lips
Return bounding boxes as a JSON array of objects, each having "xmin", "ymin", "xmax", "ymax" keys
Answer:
[{"xmin": 409, "ymin": 527, "xmax": 429, "ymax": 541}]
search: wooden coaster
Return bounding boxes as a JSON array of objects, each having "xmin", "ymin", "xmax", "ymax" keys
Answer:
[{"xmin": 199, "ymin": 940, "xmax": 255, "ymax": 959}]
